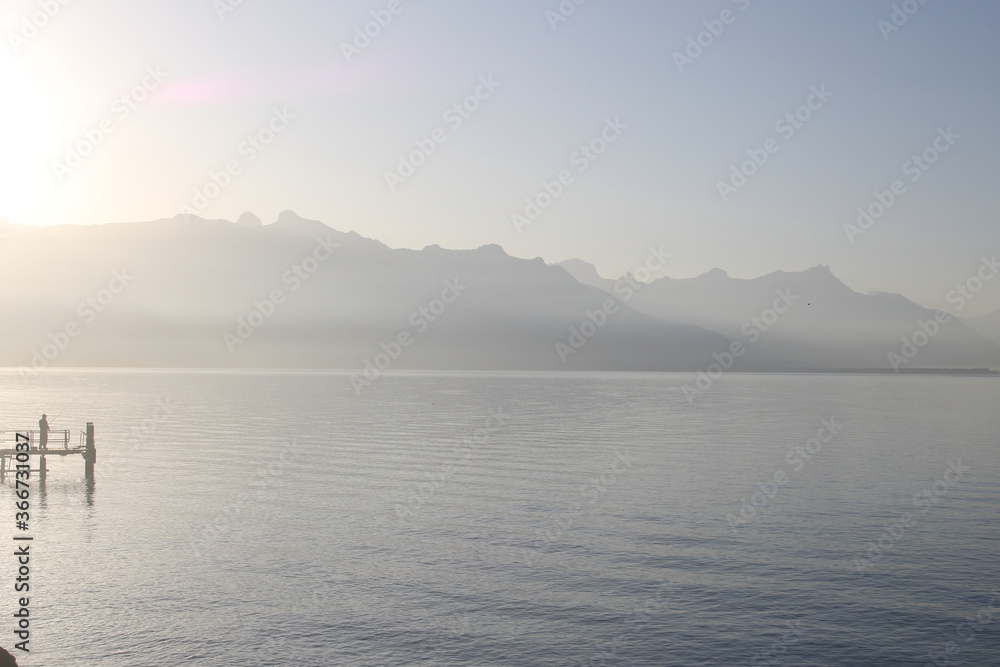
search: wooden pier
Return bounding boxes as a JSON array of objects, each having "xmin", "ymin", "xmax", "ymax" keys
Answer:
[{"xmin": 0, "ymin": 422, "xmax": 96, "ymax": 480}]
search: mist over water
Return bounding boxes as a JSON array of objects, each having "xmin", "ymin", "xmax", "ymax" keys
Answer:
[{"xmin": 2, "ymin": 370, "xmax": 997, "ymax": 666}]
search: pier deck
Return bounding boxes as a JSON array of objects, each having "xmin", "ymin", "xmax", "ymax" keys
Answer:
[{"xmin": 0, "ymin": 423, "xmax": 97, "ymax": 479}]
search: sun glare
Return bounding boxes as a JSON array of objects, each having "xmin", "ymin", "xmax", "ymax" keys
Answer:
[{"xmin": 0, "ymin": 61, "xmax": 60, "ymax": 225}]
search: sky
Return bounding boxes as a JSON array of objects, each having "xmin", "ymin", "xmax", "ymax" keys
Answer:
[{"xmin": 2, "ymin": 0, "xmax": 999, "ymax": 315}]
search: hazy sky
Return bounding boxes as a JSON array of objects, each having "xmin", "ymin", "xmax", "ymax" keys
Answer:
[{"xmin": 2, "ymin": 0, "xmax": 998, "ymax": 315}]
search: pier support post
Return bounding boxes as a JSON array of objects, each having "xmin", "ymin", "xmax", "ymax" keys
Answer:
[{"xmin": 84, "ymin": 422, "xmax": 96, "ymax": 480}]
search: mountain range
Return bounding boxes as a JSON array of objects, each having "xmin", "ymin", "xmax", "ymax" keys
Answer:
[{"xmin": 1, "ymin": 212, "xmax": 998, "ymax": 373}]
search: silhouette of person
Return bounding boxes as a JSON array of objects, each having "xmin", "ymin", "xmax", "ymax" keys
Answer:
[
  {"xmin": 38, "ymin": 414, "xmax": 49, "ymax": 451},
  {"xmin": 0, "ymin": 646, "xmax": 19, "ymax": 666}
]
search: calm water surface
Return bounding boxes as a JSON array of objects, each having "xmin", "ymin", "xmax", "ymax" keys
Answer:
[{"xmin": 1, "ymin": 370, "xmax": 998, "ymax": 666}]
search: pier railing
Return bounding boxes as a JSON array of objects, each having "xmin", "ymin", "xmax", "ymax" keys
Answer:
[{"xmin": 0, "ymin": 429, "xmax": 76, "ymax": 450}]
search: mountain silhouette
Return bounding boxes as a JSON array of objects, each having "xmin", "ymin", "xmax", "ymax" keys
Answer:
[
  {"xmin": 562, "ymin": 261, "xmax": 1000, "ymax": 370},
  {"xmin": 0, "ymin": 213, "xmax": 726, "ymax": 371},
  {"xmin": 1, "ymin": 214, "xmax": 996, "ymax": 372}
]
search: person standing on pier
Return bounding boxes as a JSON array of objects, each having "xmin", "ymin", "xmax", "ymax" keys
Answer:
[
  {"xmin": 0, "ymin": 645, "xmax": 19, "ymax": 665},
  {"xmin": 38, "ymin": 413, "xmax": 50, "ymax": 450}
]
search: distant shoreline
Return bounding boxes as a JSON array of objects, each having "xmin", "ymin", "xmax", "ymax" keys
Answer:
[
  {"xmin": 1, "ymin": 366, "xmax": 998, "ymax": 376},
  {"xmin": 752, "ymin": 368, "xmax": 1000, "ymax": 375}
]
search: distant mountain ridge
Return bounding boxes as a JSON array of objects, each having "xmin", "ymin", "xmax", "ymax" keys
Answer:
[
  {"xmin": 0, "ymin": 213, "xmax": 996, "ymax": 372},
  {"xmin": 558, "ymin": 259, "xmax": 1000, "ymax": 371},
  {"xmin": 0, "ymin": 212, "xmax": 726, "ymax": 372}
]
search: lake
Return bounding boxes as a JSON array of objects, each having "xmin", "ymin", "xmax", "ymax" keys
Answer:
[{"xmin": 1, "ymin": 370, "xmax": 998, "ymax": 666}]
